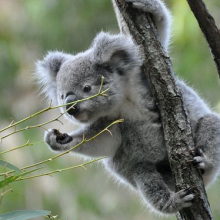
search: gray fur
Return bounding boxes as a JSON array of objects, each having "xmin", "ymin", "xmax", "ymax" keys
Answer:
[
  {"xmin": 35, "ymin": 0, "xmax": 220, "ymax": 215},
  {"xmin": 113, "ymin": 0, "xmax": 172, "ymax": 52},
  {"xmin": 35, "ymin": 51, "xmax": 72, "ymax": 105}
]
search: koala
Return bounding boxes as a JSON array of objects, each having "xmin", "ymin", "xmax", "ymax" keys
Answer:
[{"xmin": 35, "ymin": 0, "xmax": 220, "ymax": 215}]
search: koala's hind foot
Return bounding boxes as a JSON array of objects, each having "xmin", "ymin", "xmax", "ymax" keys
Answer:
[
  {"xmin": 134, "ymin": 162, "xmax": 194, "ymax": 214},
  {"xmin": 162, "ymin": 188, "xmax": 195, "ymax": 213},
  {"xmin": 45, "ymin": 129, "xmax": 73, "ymax": 151}
]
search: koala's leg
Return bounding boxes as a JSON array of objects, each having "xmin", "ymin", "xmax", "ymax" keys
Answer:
[
  {"xmin": 193, "ymin": 113, "xmax": 220, "ymax": 186},
  {"xmin": 125, "ymin": 0, "xmax": 171, "ymax": 51},
  {"xmin": 44, "ymin": 125, "xmax": 121, "ymax": 158},
  {"xmin": 132, "ymin": 162, "xmax": 194, "ymax": 214}
]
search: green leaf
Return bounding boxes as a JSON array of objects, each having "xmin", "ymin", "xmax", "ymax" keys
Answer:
[
  {"xmin": 0, "ymin": 210, "xmax": 51, "ymax": 220},
  {"xmin": 0, "ymin": 167, "xmax": 43, "ymax": 189},
  {"xmin": 0, "ymin": 160, "xmax": 22, "ymax": 173},
  {"xmin": 0, "ymin": 176, "xmax": 17, "ymax": 189}
]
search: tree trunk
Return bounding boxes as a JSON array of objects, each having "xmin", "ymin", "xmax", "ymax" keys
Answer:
[{"xmin": 111, "ymin": 0, "xmax": 214, "ymax": 219}]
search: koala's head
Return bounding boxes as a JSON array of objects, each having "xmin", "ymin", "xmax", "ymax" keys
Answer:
[{"xmin": 35, "ymin": 32, "xmax": 143, "ymax": 123}]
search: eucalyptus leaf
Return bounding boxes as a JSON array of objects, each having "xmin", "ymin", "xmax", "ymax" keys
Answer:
[
  {"xmin": 0, "ymin": 176, "xmax": 17, "ymax": 189},
  {"xmin": 0, "ymin": 210, "xmax": 51, "ymax": 220},
  {"xmin": 0, "ymin": 167, "xmax": 43, "ymax": 189},
  {"xmin": 0, "ymin": 160, "xmax": 22, "ymax": 173}
]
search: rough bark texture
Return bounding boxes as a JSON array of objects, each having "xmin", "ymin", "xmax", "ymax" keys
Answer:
[
  {"xmin": 186, "ymin": 0, "xmax": 220, "ymax": 78},
  {"xmin": 111, "ymin": 1, "xmax": 214, "ymax": 219}
]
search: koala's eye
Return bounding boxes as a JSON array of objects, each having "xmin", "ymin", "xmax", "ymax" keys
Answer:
[
  {"xmin": 60, "ymin": 93, "xmax": 64, "ymax": 99},
  {"xmin": 83, "ymin": 85, "xmax": 91, "ymax": 92}
]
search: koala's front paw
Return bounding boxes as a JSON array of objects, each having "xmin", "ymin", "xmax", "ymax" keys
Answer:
[
  {"xmin": 165, "ymin": 188, "xmax": 194, "ymax": 213},
  {"xmin": 45, "ymin": 129, "xmax": 73, "ymax": 151},
  {"xmin": 190, "ymin": 147, "xmax": 211, "ymax": 174}
]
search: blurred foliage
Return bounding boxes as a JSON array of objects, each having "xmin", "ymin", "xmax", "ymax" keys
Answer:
[{"xmin": 0, "ymin": 0, "xmax": 220, "ymax": 220}]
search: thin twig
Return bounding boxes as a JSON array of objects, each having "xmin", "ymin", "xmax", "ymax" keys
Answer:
[
  {"xmin": 0, "ymin": 140, "xmax": 44, "ymax": 156},
  {"xmin": 0, "ymin": 119, "xmax": 123, "ymax": 177},
  {"xmin": 0, "ymin": 88, "xmax": 109, "ymax": 141},
  {"xmin": 17, "ymin": 157, "xmax": 105, "ymax": 181},
  {"xmin": 0, "ymin": 77, "xmax": 108, "ymax": 134}
]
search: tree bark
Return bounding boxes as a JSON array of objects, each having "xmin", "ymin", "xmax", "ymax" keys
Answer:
[
  {"xmin": 111, "ymin": 0, "xmax": 214, "ymax": 219},
  {"xmin": 185, "ymin": 0, "xmax": 220, "ymax": 78}
]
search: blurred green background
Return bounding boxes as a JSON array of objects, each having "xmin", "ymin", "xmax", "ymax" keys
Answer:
[{"xmin": 0, "ymin": 0, "xmax": 220, "ymax": 219}]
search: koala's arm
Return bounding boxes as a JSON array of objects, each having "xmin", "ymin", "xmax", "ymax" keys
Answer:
[
  {"xmin": 178, "ymin": 80, "xmax": 220, "ymax": 186},
  {"xmin": 132, "ymin": 162, "xmax": 194, "ymax": 213},
  {"xmin": 113, "ymin": 0, "xmax": 171, "ymax": 51},
  {"xmin": 45, "ymin": 123, "xmax": 121, "ymax": 158}
]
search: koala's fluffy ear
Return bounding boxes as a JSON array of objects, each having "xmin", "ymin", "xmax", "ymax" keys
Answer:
[
  {"xmin": 92, "ymin": 32, "xmax": 143, "ymax": 74},
  {"xmin": 35, "ymin": 51, "xmax": 71, "ymax": 105}
]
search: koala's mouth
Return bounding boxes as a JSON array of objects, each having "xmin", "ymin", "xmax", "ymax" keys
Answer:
[{"xmin": 69, "ymin": 110, "xmax": 91, "ymax": 123}]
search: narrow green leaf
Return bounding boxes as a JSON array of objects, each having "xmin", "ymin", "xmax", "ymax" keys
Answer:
[
  {"xmin": 0, "ymin": 210, "xmax": 51, "ymax": 220},
  {"xmin": 0, "ymin": 176, "xmax": 17, "ymax": 189},
  {"xmin": 0, "ymin": 160, "xmax": 22, "ymax": 173},
  {"xmin": 0, "ymin": 167, "xmax": 43, "ymax": 189}
]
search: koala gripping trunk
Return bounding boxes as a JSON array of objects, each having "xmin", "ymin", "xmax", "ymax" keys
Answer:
[{"xmin": 111, "ymin": 0, "xmax": 213, "ymax": 220}]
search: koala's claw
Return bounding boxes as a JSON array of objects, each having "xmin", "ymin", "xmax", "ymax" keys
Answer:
[
  {"xmin": 169, "ymin": 188, "xmax": 195, "ymax": 211},
  {"xmin": 190, "ymin": 147, "xmax": 203, "ymax": 156},
  {"xmin": 190, "ymin": 147, "xmax": 209, "ymax": 173},
  {"xmin": 54, "ymin": 130, "xmax": 73, "ymax": 144},
  {"xmin": 162, "ymin": 188, "xmax": 194, "ymax": 213}
]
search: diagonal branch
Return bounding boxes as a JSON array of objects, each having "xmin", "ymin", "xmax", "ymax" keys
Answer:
[
  {"xmin": 111, "ymin": 0, "xmax": 213, "ymax": 219},
  {"xmin": 185, "ymin": 0, "xmax": 220, "ymax": 77}
]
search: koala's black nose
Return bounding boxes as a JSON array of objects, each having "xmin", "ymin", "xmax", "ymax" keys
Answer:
[{"xmin": 65, "ymin": 95, "xmax": 80, "ymax": 116}]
